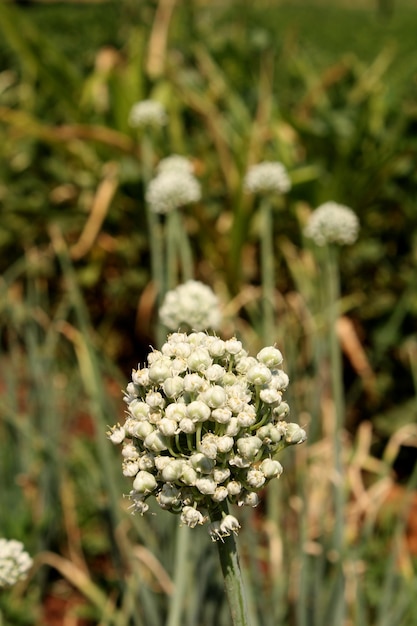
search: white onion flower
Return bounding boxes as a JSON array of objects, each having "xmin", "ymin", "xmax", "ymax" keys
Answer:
[
  {"xmin": 128, "ymin": 100, "xmax": 167, "ymax": 128},
  {"xmin": 244, "ymin": 161, "xmax": 291, "ymax": 194},
  {"xmin": 157, "ymin": 155, "xmax": 194, "ymax": 175},
  {"xmin": 304, "ymin": 201, "xmax": 359, "ymax": 246},
  {"xmin": 0, "ymin": 539, "xmax": 32, "ymax": 588},
  {"xmin": 159, "ymin": 280, "xmax": 221, "ymax": 331},
  {"xmin": 110, "ymin": 332, "xmax": 305, "ymax": 539},
  {"xmin": 146, "ymin": 170, "xmax": 201, "ymax": 214}
]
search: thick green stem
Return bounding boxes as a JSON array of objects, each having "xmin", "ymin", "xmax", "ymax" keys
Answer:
[
  {"xmin": 209, "ymin": 502, "xmax": 251, "ymax": 626},
  {"xmin": 260, "ymin": 197, "xmax": 275, "ymax": 345},
  {"xmin": 166, "ymin": 523, "xmax": 191, "ymax": 626},
  {"xmin": 141, "ymin": 133, "xmax": 165, "ymax": 347},
  {"xmin": 324, "ymin": 243, "xmax": 345, "ymax": 623},
  {"xmin": 166, "ymin": 210, "xmax": 194, "ymax": 290},
  {"xmin": 325, "ymin": 245, "xmax": 344, "ymax": 541}
]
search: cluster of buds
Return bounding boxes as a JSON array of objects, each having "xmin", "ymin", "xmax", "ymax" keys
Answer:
[
  {"xmin": 244, "ymin": 161, "xmax": 291, "ymax": 195},
  {"xmin": 304, "ymin": 201, "xmax": 359, "ymax": 246},
  {"xmin": 0, "ymin": 539, "xmax": 32, "ymax": 588},
  {"xmin": 145, "ymin": 168, "xmax": 201, "ymax": 214},
  {"xmin": 159, "ymin": 280, "xmax": 221, "ymax": 332},
  {"xmin": 128, "ymin": 100, "xmax": 168, "ymax": 129},
  {"xmin": 109, "ymin": 332, "xmax": 306, "ymax": 540}
]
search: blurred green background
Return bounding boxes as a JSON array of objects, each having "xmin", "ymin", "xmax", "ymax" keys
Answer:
[{"xmin": 1, "ymin": 1, "xmax": 417, "ymax": 624}]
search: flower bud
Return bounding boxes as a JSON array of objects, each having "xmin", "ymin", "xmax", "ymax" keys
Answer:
[
  {"xmin": 144, "ymin": 431, "xmax": 168, "ymax": 452},
  {"xmin": 133, "ymin": 470, "xmax": 157, "ymax": 493},
  {"xmin": 259, "ymin": 388, "xmax": 282, "ymax": 405},
  {"xmin": 154, "ymin": 455, "xmax": 171, "ymax": 471},
  {"xmin": 157, "ymin": 484, "xmax": 180, "ymax": 509},
  {"xmin": 237, "ymin": 407, "xmax": 256, "ymax": 427},
  {"xmin": 199, "ymin": 434, "xmax": 218, "ymax": 459},
  {"xmin": 225, "ymin": 417, "xmax": 240, "ymax": 437},
  {"xmin": 237, "ymin": 491, "xmax": 259, "ymax": 507},
  {"xmin": 273, "ymin": 401, "xmax": 290, "ymax": 419},
  {"xmin": 108, "ymin": 425, "xmax": 126, "ymax": 444},
  {"xmin": 225, "ymin": 339, "xmax": 243, "ymax": 355},
  {"xmin": 190, "ymin": 453, "xmax": 215, "ymax": 474},
  {"xmin": 204, "ymin": 364, "xmax": 226, "ymax": 381},
  {"xmin": 246, "ymin": 363, "xmax": 272, "ymax": 385},
  {"xmin": 227, "ymin": 480, "xmax": 242, "ymax": 496},
  {"xmin": 162, "ymin": 376, "xmax": 184, "ymax": 398},
  {"xmin": 146, "ymin": 391, "xmax": 165, "ymax": 409},
  {"xmin": 256, "ymin": 346, "xmax": 283, "ymax": 368},
  {"xmin": 201, "ymin": 385, "xmax": 227, "ymax": 408},
  {"xmin": 122, "ymin": 460, "xmax": 140, "ymax": 477},
  {"xmin": 228, "ymin": 455, "xmax": 251, "ymax": 468},
  {"xmin": 178, "ymin": 418, "xmax": 196, "ymax": 434},
  {"xmin": 148, "ymin": 358, "xmax": 172, "ymax": 383},
  {"xmin": 245, "ymin": 468, "xmax": 266, "ymax": 489},
  {"xmin": 128, "ymin": 492, "xmax": 149, "ymax": 515},
  {"xmin": 186, "ymin": 400, "xmax": 211, "ymax": 423},
  {"xmin": 195, "ymin": 477, "xmax": 217, "ymax": 495},
  {"xmin": 235, "ymin": 356, "xmax": 258, "ymax": 374},
  {"xmin": 132, "ymin": 367, "xmax": 150, "ymax": 386},
  {"xmin": 211, "ymin": 407, "xmax": 232, "ymax": 424},
  {"xmin": 171, "ymin": 357, "xmax": 188, "ymax": 375},
  {"xmin": 213, "ymin": 468, "xmax": 230, "ymax": 483},
  {"xmin": 180, "ymin": 463, "xmax": 198, "ymax": 485},
  {"xmin": 165, "ymin": 402, "xmax": 187, "ymax": 422},
  {"xmin": 128, "ymin": 400, "xmax": 150, "ymax": 420},
  {"xmin": 162, "ymin": 459, "xmax": 184, "ymax": 482},
  {"xmin": 181, "ymin": 506, "xmax": 206, "ymax": 528},
  {"xmin": 187, "ymin": 348, "xmax": 212, "ymax": 372},
  {"xmin": 122, "ymin": 443, "xmax": 139, "ymax": 459},
  {"xmin": 212, "ymin": 486, "xmax": 228, "ymax": 502},
  {"xmin": 260, "ymin": 458, "xmax": 283, "ymax": 479},
  {"xmin": 216, "ymin": 435, "xmax": 235, "ymax": 454},
  {"xmin": 183, "ymin": 373, "xmax": 206, "ymax": 393},
  {"xmin": 134, "ymin": 421, "xmax": 154, "ymax": 440},
  {"xmin": 270, "ymin": 370, "xmax": 290, "ymax": 391},
  {"xmin": 236, "ymin": 436, "xmax": 263, "ymax": 460},
  {"xmin": 220, "ymin": 515, "xmax": 241, "ymax": 536},
  {"xmin": 257, "ymin": 424, "xmax": 272, "ymax": 441},
  {"xmin": 138, "ymin": 452, "xmax": 155, "ymax": 470},
  {"xmin": 158, "ymin": 418, "xmax": 178, "ymax": 437},
  {"xmin": 268, "ymin": 425, "xmax": 285, "ymax": 444},
  {"xmin": 285, "ymin": 423, "xmax": 307, "ymax": 444},
  {"xmin": 207, "ymin": 338, "xmax": 226, "ymax": 357}
]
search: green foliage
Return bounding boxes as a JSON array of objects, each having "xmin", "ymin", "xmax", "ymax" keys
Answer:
[{"xmin": 1, "ymin": 1, "xmax": 416, "ymax": 625}]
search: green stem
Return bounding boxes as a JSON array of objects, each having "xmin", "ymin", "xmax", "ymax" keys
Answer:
[
  {"xmin": 166, "ymin": 210, "xmax": 194, "ymax": 289},
  {"xmin": 325, "ymin": 245, "xmax": 344, "ymax": 537},
  {"xmin": 209, "ymin": 502, "xmax": 251, "ymax": 626},
  {"xmin": 177, "ymin": 215, "xmax": 194, "ymax": 283},
  {"xmin": 260, "ymin": 197, "xmax": 275, "ymax": 345},
  {"xmin": 324, "ymin": 243, "xmax": 345, "ymax": 622},
  {"xmin": 141, "ymin": 133, "xmax": 165, "ymax": 347},
  {"xmin": 166, "ymin": 211, "xmax": 178, "ymax": 291},
  {"xmin": 166, "ymin": 523, "xmax": 191, "ymax": 626}
]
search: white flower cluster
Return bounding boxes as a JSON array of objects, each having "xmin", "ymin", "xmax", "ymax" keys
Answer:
[
  {"xmin": 160, "ymin": 280, "xmax": 221, "ymax": 332},
  {"xmin": 157, "ymin": 155, "xmax": 195, "ymax": 175},
  {"xmin": 0, "ymin": 539, "xmax": 33, "ymax": 588},
  {"xmin": 128, "ymin": 100, "xmax": 168, "ymax": 129},
  {"xmin": 304, "ymin": 201, "xmax": 359, "ymax": 246},
  {"xmin": 244, "ymin": 161, "xmax": 291, "ymax": 195},
  {"xmin": 146, "ymin": 170, "xmax": 201, "ymax": 214},
  {"xmin": 109, "ymin": 333, "xmax": 306, "ymax": 540}
]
